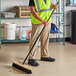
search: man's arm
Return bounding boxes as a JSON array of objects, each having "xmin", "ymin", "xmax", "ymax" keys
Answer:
[{"xmin": 30, "ymin": 6, "xmax": 48, "ymax": 26}]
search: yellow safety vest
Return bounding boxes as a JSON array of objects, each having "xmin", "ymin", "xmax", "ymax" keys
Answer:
[{"xmin": 31, "ymin": 0, "xmax": 52, "ymax": 24}]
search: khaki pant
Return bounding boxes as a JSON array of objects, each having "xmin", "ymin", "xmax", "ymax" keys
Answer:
[{"xmin": 29, "ymin": 23, "xmax": 51, "ymax": 59}]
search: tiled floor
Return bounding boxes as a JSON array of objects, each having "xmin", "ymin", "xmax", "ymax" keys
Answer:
[{"xmin": 0, "ymin": 42, "xmax": 76, "ymax": 76}]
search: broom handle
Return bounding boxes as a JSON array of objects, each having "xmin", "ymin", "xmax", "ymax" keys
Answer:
[{"xmin": 23, "ymin": 1, "xmax": 59, "ymax": 64}]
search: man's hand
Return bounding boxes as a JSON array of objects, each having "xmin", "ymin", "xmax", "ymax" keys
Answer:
[
  {"xmin": 42, "ymin": 20, "xmax": 48, "ymax": 26},
  {"xmin": 55, "ymin": 4, "xmax": 58, "ymax": 10},
  {"xmin": 52, "ymin": 4, "xmax": 58, "ymax": 10}
]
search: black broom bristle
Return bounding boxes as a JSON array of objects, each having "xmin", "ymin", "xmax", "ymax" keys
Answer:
[{"xmin": 12, "ymin": 61, "xmax": 32, "ymax": 74}]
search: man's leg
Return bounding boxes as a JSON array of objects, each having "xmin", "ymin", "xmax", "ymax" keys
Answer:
[
  {"xmin": 28, "ymin": 24, "xmax": 43, "ymax": 66},
  {"xmin": 40, "ymin": 23, "xmax": 55, "ymax": 62}
]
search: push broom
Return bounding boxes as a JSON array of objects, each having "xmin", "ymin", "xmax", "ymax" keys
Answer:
[{"xmin": 12, "ymin": 1, "xmax": 59, "ymax": 74}]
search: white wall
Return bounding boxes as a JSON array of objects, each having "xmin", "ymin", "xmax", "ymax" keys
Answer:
[{"xmin": 1, "ymin": 0, "xmax": 29, "ymax": 11}]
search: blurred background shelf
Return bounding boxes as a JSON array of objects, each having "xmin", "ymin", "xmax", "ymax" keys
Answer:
[
  {"xmin": 1, "ymin": 32, "xmax": 63, "ymax": 43},
  {"xmin": 53, "ymin": 13, "xmax": 63, "ymax": 16},
  {"xmin": 50, "ymin": 32, "xmax": 63, "ymax": 36},
  {"xmin": 0, "ymin": 13, "xmax": 63, "ymax": 20},
  {"xmin": 1, "ymin": 38, "xmax": 30, "ymax": 43},
  {"xmin": 66, "ymin": 4, "xmax": 76, "ymax": 6},
  {"xmin": 1, "ymin": 13, "xmax": 63, "ymax": 20},
  {"xmin": 1, "ymin": 17, "xmax": 31, "ymax": 19}
]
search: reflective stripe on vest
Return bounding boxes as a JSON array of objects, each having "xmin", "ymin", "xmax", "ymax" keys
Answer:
[
  {"xmin": 36, "ymin": 0, "xmax": 52, "ymax": 13},
  {"xmin": 36, "ymin": 0, "xmax": 40, "ymax": 12}
]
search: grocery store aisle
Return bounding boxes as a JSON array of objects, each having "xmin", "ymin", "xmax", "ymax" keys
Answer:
[{"xmin": 0, "ymin": 42, "xmax": 76, "ymax": 76}]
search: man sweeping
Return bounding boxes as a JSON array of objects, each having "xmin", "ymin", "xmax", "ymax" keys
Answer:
[{"xmin": 28, "ymin": 0, "xmax": 58, "ymax": 66}]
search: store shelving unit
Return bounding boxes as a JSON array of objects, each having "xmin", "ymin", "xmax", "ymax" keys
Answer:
[
  {"xmin": 1, "ymin": 38, "xmax": 29, "ymax": 43},
  {"xmin": 0, "ymin": 0, "xmax": 65, "ymax": 47},
  {"xmin": 63, "ymin": 0, "xmax": 65, "ymax": 46},
  {"xmin": 1, "ymin": 17, "xmax": 31, "ymax": 20},
  {"xmin": 0, "ymin": 0, "xmax": 1, "ymax": 47}
]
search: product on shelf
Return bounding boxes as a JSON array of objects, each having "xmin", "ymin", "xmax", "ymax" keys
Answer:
[
  {"xmin": 27, "ymin": 30, "xmax": 32, "ymax": 40},
  {"xmin": 2, "ymin": 12, "xmax": 16, "ymax": 18},
  {"xmin": 19, "ymin": 27, "xmax": 27, "ymax": 40},
  {"xmin": 17, "ymin": 6, "xmax": 31, "ymax": 18},
  {"xmin": 4, "ymin": 23, "xmax": 16, "ymax": 40},
  {"xmin": 50, "ymin": 23, "xmax": 58, "ymax": 33},
  {"xmin": 66, "ymin": 0, "xmax": 76, "ymax": 5}
]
